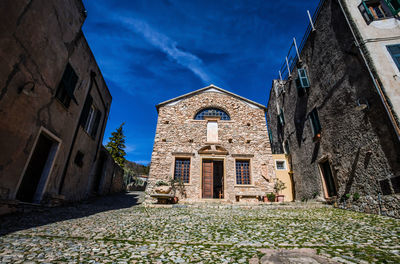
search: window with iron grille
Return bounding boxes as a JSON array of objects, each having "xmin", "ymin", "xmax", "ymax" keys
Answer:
[
  {"xmin": 236, "ymin": 160, "xmax": 250, "ymax": 185},
  {"xmin": 174, "ymin": 158, "xmax": 190, "ymax": 183},
  {"xmin": 194, "ymin": 108, "xmax": 230, "ymax": 120},
  {"xmin": 56, "ymin": 63, "xmax": 78, "ymax": 108}
]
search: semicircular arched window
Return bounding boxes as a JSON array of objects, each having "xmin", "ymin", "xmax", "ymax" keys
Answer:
[{"xmin": 194, "ymin": 108, "xmax": 230, "ymax": 120}]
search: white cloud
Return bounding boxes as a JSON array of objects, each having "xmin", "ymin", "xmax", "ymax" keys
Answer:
[
  {"xmin": 117, "ymin": 17, "xmax": 212, "ymax": 84},
  {"xmin": 125, "ymin": 144, "xmax": 136, "ymax": 153}
]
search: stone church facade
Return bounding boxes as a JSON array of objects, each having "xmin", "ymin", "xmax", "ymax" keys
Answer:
[{"xmin": 147, "ymin": 85, "xmax": 275, "ymax": 203}]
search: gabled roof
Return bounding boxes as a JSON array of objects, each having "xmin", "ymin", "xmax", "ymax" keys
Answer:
[{"xmin": 156, "ymin": 84, "xmax": 266, "ymax": 111}]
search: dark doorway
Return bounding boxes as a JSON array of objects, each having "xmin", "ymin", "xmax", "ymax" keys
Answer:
[
  {"xmin": 202, "ymin": 160, "xmax": 224, "ymax": 199},
  {"xmin": 320, "ymin": 160, "xmax": 337, "ymax": 197},
  {"xmin": 92, "ymin": 151, "xmax": 107, "ymax": 194},
  {"xmin": 213, "ymin": 161, "xmax": 224, "ymax": 198},
  {"xmin": 17, "ymin": 133, "xmax": 58, "ymax": 203}
]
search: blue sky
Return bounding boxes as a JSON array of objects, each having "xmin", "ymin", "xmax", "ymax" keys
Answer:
[{"xmin": 82, "ymin": 0, "xmax": 319, "ymax": 165}]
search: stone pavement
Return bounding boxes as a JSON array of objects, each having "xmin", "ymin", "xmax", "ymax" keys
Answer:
[{"xmin": 0, "ymin": 192, "xmax": 399, "ymax": 263}]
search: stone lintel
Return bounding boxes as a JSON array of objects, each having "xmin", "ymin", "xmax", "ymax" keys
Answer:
[
  {"xmin": 171, "ymin": 152, "xmax": 195, "ymax": 156},
  {"xmin": 231, "ymin": 154, "xmax": 254, "ymax": 158}
]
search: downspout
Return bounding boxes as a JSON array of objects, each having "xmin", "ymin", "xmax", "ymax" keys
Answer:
[
  {"xmin": 337, "ymin": 0, "xmax": 400, "ymax": 142},
  {"xmin": 58, "ymin": 71, "xmax": 96, "ymax": 194}
]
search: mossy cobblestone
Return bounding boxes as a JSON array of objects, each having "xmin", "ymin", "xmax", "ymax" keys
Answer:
[{"xmin": 0, "ymin": 194, "xmax": 399, "ymax": 263}]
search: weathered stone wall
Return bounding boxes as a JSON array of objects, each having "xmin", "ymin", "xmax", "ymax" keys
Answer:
[
  {"xmin": 267, "ymin": 0, "xmax": 400, "ymax": 217},
  {"xmin": 96, "ymin": 148, "xmax": 125, "ymax": 195},
  {"xmin": 148, "ymin": 88, "xmax": 275, "ymax": 203},
  {"xmin": 0, "ymin": 0, "xmax": 112, "ymax": 203}
]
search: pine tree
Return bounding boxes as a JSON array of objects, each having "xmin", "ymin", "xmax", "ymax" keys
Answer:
[{"xmin": 105, "ymin": 123, "xmax": 127, "ymax": 168}]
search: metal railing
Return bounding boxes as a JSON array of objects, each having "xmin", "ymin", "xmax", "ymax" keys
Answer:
[{"xmin": 276, "ymin": 0, "xmax": 326, "ymax": 81}]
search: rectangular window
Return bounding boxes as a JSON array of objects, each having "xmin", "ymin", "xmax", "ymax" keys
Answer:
[
  {"xmin": 55, "ymin": 63, "xmax": 78, "ymax": 108},
  {"xmin": 174, "ymin": 158, "xmax": 190, "ymax": 183},
  {"xmin": 276, "ymin": 160, "xmax": 286, "ymax": 170},
  {"xmin": 387, "ymin": 44, "xmax": 400, "ymax": 71},
  {"xmin": 236, "ymin": 160, "xmax": 250, "ymax": 185},
  {"xmin": 80, "ymin": 95, "xmax": 102, "ymax": 139},
  {"xmin": 309, "ymin": 108, "xmax": 322, "ymax": 137}
]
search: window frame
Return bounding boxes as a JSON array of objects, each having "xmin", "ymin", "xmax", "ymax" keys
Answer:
[
  {"xmin": 358, "ymin": 0, "xmax": 396, "ymax": 24},
  {"xmin": 80, "ymin": 94, "xmax": 102, "ymax": 139},
  {"xmin": 173, "ymin": 157, "xmax": 191, "ymax": 184},
  {"xmin": 387, "ymin": 44, "xmax": 400, "ymax": 71},
  {"xmin": 194, "ymin": 108, "xmax": 231, "ymax": 120},
  {"xmin": 385, "ymin": 0, "xmax": 400, "ymax": 15},
  {"xmin": 235, "ymin": 159, "xmax": 251, "ymax": 185},
  {"xmin": 297, "ymin": 68, "xmax": 310, "ymax": 89}
]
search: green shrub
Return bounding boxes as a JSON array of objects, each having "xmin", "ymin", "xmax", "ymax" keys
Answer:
[
  {"xmin": 353, "ymin": 192, "xmax": 360, "ymax": 201},
  {"xmin": 155, "ymin": 180, "xmax": 169, "ymax": 186},
  {"xmin": 266, "ymin": 193, "xmax": 276, "ymax": 202}
]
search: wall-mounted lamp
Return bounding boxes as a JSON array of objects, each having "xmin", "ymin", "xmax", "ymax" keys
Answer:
[
  {"xmin": 355, "ymin": 98, "xmax": 369, "ymax": 111},
  {"xmin": 17, "ymin": 81, "xmax": 35, "ymax": 96}
]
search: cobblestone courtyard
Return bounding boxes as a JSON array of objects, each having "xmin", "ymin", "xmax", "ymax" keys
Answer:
[{"xmin": 1, "ymin": 192, "xmax": 399, "ymax": 263}]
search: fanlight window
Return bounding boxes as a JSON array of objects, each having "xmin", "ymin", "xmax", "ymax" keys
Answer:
[{"xmin": 194, "ymin": 108, "xmax": 230, "ymax": 120}]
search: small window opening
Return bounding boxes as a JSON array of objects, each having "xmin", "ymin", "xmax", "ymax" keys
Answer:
[
  {"xmin": 74, "ymin": 151, "xmax": 84, "ymax": 167},
  {"xmin": 276, "ymin": 161, "xmax": 286, "ymax": 170},
  {"xmin": 309, "ymin": 108, "xmax": 322, "ymax": 139}
]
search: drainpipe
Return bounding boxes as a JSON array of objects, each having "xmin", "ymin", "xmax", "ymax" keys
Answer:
[{"xmin": 337, "ymin": 0, "xmax": 400, "ymax": 142}]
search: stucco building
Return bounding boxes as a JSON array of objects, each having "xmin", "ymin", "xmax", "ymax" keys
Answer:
[
  {"xmin": 147, "ymin": 85, "xmax": 275, "ymax": 203},
  {"xmin": 0, "ymin": 0, "xmax": 123, "ymax": 213},
  {"xmin": 267, "ymin": 0, "xmax": 400, "ymax": 217}
]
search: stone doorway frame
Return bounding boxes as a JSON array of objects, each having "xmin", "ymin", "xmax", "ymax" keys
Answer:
[
  {"xmin": 200, "ymin": 156, "xmax": 226, "ymax": 200},
  {"xmin": 14, "ymin": 126, "xmax": 61, "ymax": 203},
  {"xmin": 317, "ymin": 156, "xmax": 338, "ymax": 199}
]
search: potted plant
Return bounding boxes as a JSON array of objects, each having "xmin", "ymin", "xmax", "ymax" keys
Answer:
[
  {"xmin": 154, "ymin": 180, "xmax": 171, "ymax": 194},
  {"xmin": 266, "ymin": 193, "xmax": 276, "ymax": 202},
  {"xmin": 274, "ymin": 179, "xmax": 287, "ymax": 202}
]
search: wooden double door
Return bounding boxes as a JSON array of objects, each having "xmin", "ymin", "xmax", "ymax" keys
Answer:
[{"xmin": 202, "ymin": 160, "xmax": 224, "ymax": 199}]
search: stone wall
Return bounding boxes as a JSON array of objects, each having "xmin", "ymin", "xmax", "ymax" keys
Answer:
[
  {"xmin": 0, "ymin": 0, "xmax": 112, "ymax": 204},
  {"xmin": 148, "ymin": 87, "xmax": 275, "ymax": 203},
  {"xmin": 267, "ymin": 0, "xmax": 400, "ymax": 217}
]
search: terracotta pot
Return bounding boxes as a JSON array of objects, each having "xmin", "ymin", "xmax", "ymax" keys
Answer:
[
  {"xmin": 277, "ymin": 195, "xmax": 285, "ymax": 202},
  {"xmin": 263, "ymin": 197, "xmax": 269, "ymax": 202},
  {"xmin": 154, "ymin": 186, "xmax": 171, "ymax": 194}
]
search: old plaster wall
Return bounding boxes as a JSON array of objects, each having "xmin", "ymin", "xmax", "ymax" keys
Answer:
[
  {"xmin": 0, "ymin": 0, "xmax": 112, "ymax": 203},
  {"xmin": 148, "ymin": 89, "xmax": 275, "ymax": 203},
  {"xmin": 267, "ymin": 0, "xmax": 400, "ymax": 217},
  {"xmin": 343, "ymin": 0, "xmax": 400, "ymax": 127}
]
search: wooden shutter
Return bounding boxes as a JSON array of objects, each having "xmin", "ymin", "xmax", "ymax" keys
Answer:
[
  {"xmin": 384, "ymin": 0, "xmax": 400, "ymax": 15},
  {"xmin": 91, "ymin": 110, "xmax": 102, "ymax": 138},
  {"xmin": 80, "ymin": 95, "xmax": 93, "ymax": 126},
  {"xmin": 358, "ymin": 1, "xmax": 373, "ymax": 24},
  {"xmin": 298, "ymin": 68, "xmax": 310, "ymax": 88}
]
